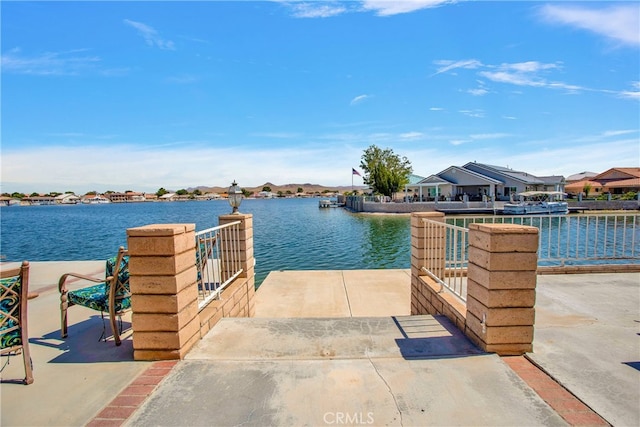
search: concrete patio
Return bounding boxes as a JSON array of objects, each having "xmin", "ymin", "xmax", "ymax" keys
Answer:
[{"xmin": 1, "ymin": 262, "xmax": 638, "ymax": 426}]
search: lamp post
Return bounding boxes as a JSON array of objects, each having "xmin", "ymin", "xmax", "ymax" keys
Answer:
[{"xmin": 228, "ymin": 180, "xmax": 243, "ymax": 214}]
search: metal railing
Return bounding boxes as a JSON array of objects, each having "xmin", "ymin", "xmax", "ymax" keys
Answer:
[
  {"xmin": 420, "ymin": 218, "xmax": 469, "ymax": 302},
  {"xmin": 195, "ymin": 220, "xmax": 243, "ymax": 309},
  {"xmin": 446, "ymin": 214, "xmax": 640, "ymax": 266}
]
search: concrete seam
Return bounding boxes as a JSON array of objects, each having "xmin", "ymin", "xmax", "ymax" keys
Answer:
[
  {"xmin": 341, "ymin": 270, "xmax": 353, "ymax": 317},
  {"xmin": 366, "ymin": 355, "xmax": 404, "ymax": 426}
]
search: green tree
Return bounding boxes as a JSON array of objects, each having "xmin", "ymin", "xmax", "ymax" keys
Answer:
[
  {"xmin": 192, "ymin": 188, "xmax": 202, "ymax": 196},
  {"xmin": 582, "ymin": 183, "xmax": 592, "ymax": 198},
  {"xmin": 360, "ymin": 145, "xmax": 412, "ymax": 198},
  {"xmin": 176, "ymin": 189, "xmax": 188, "ymax": 196},
  {"xmin": 262, "ymin": 186, "xmax": 272, "ymax": 192},
  {"xmin": 241, "ymin": 188, "xmax": 252, "ymax": 197},
  {"xmin": 156, "ymin": 187, "xmax": 169, "ymax": 197},
  {"xmin": 297, "ymin": 187, "xmax": 303, "ymax": 193}
]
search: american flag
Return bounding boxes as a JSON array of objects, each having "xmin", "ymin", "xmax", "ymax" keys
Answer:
[{"xmin": 352, "ymin": 168, "xmax": 361, "ymax": 176}]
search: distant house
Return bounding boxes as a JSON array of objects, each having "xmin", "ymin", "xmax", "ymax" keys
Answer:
[
  {"xmin": 107, "ymin": 192, "xmax": 146, "ymax": 203},
  {"xmin": 159, "ymin": 193, "xmax": 177, "ymax": 201},
  {"xmin": 55, "ymin": 194, "xmax": 80, "ymax": 204},
  {"xmin": 565, "ymin": 167, "xmax": 640, "ymax": 196},
  {"xmin": 0, "ymin": 196, "xmax": 20, "ymax": 206},
  {"xmin": 201, "ymin": 193, "xmax": 221, "ymax": 200},
  {"xmin": 406, "ymin": 162, "xmax": 565, "ymax": 201},
  {"xmin": 566, "ymin": 171, "xmax": 598, "ymax": 183},
  {"xmin": 21, "ymin": 196, "xmax": 56, "ymax": 205},
  {"xmin": 255, "ymin": 191, "xmax": 274, "ymax": 199}
]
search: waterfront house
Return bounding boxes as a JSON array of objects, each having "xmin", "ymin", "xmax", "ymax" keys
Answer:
[
  {"xmin": 159, "ymin": 193, "xmax": 177, "ymax": 201},
  {"xmin": 566, "ymin": 171, "xmax": 598, "ymax": 183},
  {"xmin": 54, "ymin": 194, "xmax": 80, "ymax": 204},
  {"xmin": 21, "ymin": 196, "xmax": 56, "ymax": 205},
  {"xmin": 565, "ymin": 167, "xmax": 640, "ymax": 197},
  {"xmin": 256, "ymin": 191, "xmax": 275, "ymax": 199},
  {"xmin": 108, "ymin": 192, "xmax": 146, "ymax": 203},
  {"xmin": 462, "ymin": 162, "xmax": 565, "ymax": 199},
  {"xmin": 406, "ymin": 162, "xmax": 565, "ymax": 201},
  {"xmin": 0, "ymin": 196, "xmax": 20, "ymax": 206}
]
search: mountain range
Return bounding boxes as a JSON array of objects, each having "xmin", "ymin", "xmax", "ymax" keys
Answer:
[{"xmin": 193, "ymin": 182, "xmax": 368, "ymax": 194}]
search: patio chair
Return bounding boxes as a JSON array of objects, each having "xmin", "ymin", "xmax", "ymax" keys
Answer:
[
  {"xmin": 58, "ymin": 247, "xmax": 130, "ymax": 346},
  {"xmin": 0, "ymin": 261, "xmax": 34, "ymax": 385}
]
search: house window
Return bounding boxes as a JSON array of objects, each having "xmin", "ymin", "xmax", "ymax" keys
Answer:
[{"xmin": 505, "ymin": 187, "xmax": 517, "ymax": 196}]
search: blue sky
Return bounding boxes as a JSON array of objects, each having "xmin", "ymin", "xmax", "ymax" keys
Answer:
[{"xmin": 2, "ymin": 1, "xmax": 639, "ymax": 194}]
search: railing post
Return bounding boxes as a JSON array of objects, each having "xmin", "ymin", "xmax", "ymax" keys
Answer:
[
  {"xmin": 410, "ymin": 212, "xmax": 445, "ymax": 315},
  {"xmin": 218, "ymin": 213, "xmax": 255, "ymax": 315},
  {"xmin": 465, "ymin": 223, "xmax": 539, "ymax": 355},
  {"xmin": 126, "ymin": 224, "xmax": 199, "ymax": 360}
]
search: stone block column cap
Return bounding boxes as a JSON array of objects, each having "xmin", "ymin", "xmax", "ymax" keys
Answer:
[
  {"xmin": 219, "ymin": 213, "xmax": 253, "ymax": 221},
  {"xmin": 468, "ymin": 223, "xmax": 538, "ymax": 234},
  {"xmin": 127, "ymin": 224, "xmax": 195, "ymax": 237}
]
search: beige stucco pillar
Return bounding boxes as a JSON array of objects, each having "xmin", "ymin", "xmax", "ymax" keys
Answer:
[
  {"xmin": 465, "ymin": 223, "xmax": 539, "ymax": 355},
  {"xmin": 126, "ymin": 224, "xmax": 199, "ymax": 361}
]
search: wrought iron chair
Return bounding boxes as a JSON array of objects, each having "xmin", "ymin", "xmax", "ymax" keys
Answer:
[
  {"xmin": 58, "ymin": 247, "xmax": 130, "ymax": 346},
  {"xmin": 0, "ymin": 261, "xmax": 34, "ymax": 384}
]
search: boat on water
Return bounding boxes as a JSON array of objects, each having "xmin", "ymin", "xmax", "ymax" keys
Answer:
[
  {"xmin": 319, "ymin": 199, "xmax": 343, "ymax": 208},
  {"xmin": 503, "ymin": 191, "xmax": 568, "ymax": 215},
  {"xmin": 82, "ymin": 196, "xmax": 111, "ymax": 204}
]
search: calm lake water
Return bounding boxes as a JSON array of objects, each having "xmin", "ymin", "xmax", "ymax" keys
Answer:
[{"xmin": 0, "ymin": 198, "xmax": 411, "ymax": 285}]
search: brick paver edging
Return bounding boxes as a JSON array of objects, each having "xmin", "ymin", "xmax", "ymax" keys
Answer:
[
  {"xmin": 503, "ymin": 356, "xmax": 610, "ymax": 426},
  {"xmin": 86, "ymin": 360, "xmax": 178, "ymax": 427}
]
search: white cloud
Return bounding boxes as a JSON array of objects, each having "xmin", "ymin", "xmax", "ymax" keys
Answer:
[
  {"xmin": 449, "ymin": 139, "xmax": 468, "ymax": 146},
  {"xmin": 361, "ymin": 0, "xmax": 453, "ymax": 16},
  {"xmin": 399, "ymin": 132, "xmax": 424, "ymax": 140},
  {"xmin": 429, "ymin": 107, "xmax": 444, "ymax": 111},
  {"xmin": 539, "ymin": 4, "xmax": 640, "ymax": 47},
  {"xmin": 123, "ymin": 19, "xmax": 175, "ymax": 50},
  {"xmin": 288, "ymin": 2, "xmax": 348, "ymax": 18},
  {"xmin": 404, "ymin": 134, "xmax": 639, "ymax": 178},
  {"xmin": 432, "ymin": 59, "xmax": 482, "ymax": 76},
  {"xmin": 433, "ymin": 59, "xmax": 599, "ymax": 95},
  {"xmin": 601, "ymin": 129, "xmax": 638, "ymax": 138},
  {"xmin": 350, "ymin": 94, "xmax": 371, "ymax": 105},
  {"xmin": 1, "ymin": 48, "xmax": 100, "ymax": 75},
  {"xmin": 467, "ymin": 88, "xmax": 488, "ymax": 96},
  {"xmin": 618, "ymin": 81, "xmax": 640, "ymax": 99},
  {"xmin": 458, "ymin": 109, "xmax": 484, "ymax": 118},
  {"xmin": 0, "ymin": 141, "xmax": 366, "ymax": 194}
]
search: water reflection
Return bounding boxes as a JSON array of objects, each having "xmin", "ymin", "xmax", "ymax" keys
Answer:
[
  {"xmin": 0, "ymin": 199, "xmax": 413, "ymax": 286},
  {"xmin": 359, "ymin": 215, "xmax": 410, "ymax": 268}
]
